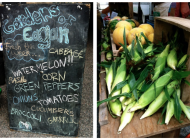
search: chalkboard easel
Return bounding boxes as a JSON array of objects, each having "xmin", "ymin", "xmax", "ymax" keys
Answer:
[{"xmin": 1, "ymin": 3, "xmax": 90, "ymax": 136}]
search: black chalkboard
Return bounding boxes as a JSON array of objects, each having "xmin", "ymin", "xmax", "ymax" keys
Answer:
[{"xmin": 1, "ymin": 4, "xmax": 90, "ymax": 136}]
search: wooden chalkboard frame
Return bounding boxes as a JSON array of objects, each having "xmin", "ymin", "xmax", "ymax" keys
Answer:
[{"xmin": 1, "ymin": 3, "xmax": 90, "ymax": 136}]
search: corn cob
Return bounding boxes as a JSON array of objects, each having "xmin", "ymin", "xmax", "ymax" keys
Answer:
[
  {"xmin": 120, "ymin": 83, "xmax": 130, "ymax": 111},
  {"xmin": 118, "ymin": 101, "xmax": 136, "ymax": 134},
  {"xmin": 177, "ymin": 54, "xmax": 187, "ymax": 68},
  {"xmin": 140, "ymin": 80, "xmax": 179, "ymax": 119},
  {"xmin": 167, "ymin": 48, "xmax": 177, "ymax": 70},
  {"xmin": 105, "ymin": 63, "xmax": 114, "ymax": 95},
  {"xmin": 109, "ymin": 99, "xmax": 122, "ymax": 117},
  {"xmin": 152, "ymin": 44, "xmax": 170, "ymax": 81},
  {"xmin": 179, "ymin": 99, "xmax": 190, "ymax": 120},
  {"xmin": 111, "ymin": 58, "xmax": 127, "ymax": 99},
  {"xmin": 165, "ymin": 98, "xmax": 175, "ymax": 125},
  {"xmin": 129, "ymin": 70, "xmax": 173, "ymax": 112}
]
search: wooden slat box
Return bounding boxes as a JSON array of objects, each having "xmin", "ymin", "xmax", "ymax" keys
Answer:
[{"xmin": 99, "ymin": 17, "xmax": 190, "ymax": 138}]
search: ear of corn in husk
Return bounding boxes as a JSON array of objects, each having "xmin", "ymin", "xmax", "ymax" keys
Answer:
[
  {"xmin": 165, "ymin": 98, "xmax": 175, "ymax": 125},
  {"xmin": 118, "ymin": 101, "xmax": 136, "ymax": 134},
  {"xmin": 140, "ymin": 80, "xmax": 179, "ymax": 119},
  {"xmin": 127, "ymin": 44, "xmax": 141, "ymax": 62},
  {"xmin": 167, "ymin": 48, "xmax": 178, "ymax": 70},
  {"xmin": 177, "ymin": 54, "xmax": 187, "ymax": 68},
  {"xmin": 152, "ymin": 44, "xmax": 170, "ymax": 81},
  {"xmin": 129, "ymin": 70, "xmax": 173, "ymax": 112},
  {"xmin": 144, "ymin": 44, "xmax": 154, "ymax": 56},
  {"xmin": 106, "ymin": 52, "xmax": 112, "ymax": 61},
  {"xmin": 111, "ymin": 58, "xmax": 127, "ymax": 99},
  {"xmin": 173, "ymin": 88, "xmax": 181, "ymax": 99},
  {"xmin": 179, "ymin": 99, "xmax": 190, "ymax": 120},
  {"xmin": 105, "ymin": 63, "xmax": 114, "ymax": 95},
  {"xmin": 120, "ymin": 82, "xmax": 131, "ymax": 111},
  {"xmin": 109, "ymin": 99, "xmax": 122, "ymax": 117}
]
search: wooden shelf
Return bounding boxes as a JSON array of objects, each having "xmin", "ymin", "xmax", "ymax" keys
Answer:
[{"xmin": 99, "ymin": 17, "xmax": 190, "ymax": 138}]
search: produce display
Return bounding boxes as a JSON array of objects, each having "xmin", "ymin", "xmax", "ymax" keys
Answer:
[{"xmin": 98, "ymin": 17, "xmax": 190, "ymax": 134}]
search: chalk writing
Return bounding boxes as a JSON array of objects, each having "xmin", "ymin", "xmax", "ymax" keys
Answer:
[
  {"xmin": 13, "ymin": 93, "xmax": 38, "ymax": 104},
  {"xmin": 18, "ymin": 121, "xmax": 32, "ymax": 131},
  {"xmin": 37, "ymin": 94, "xmax": 79, "ymax": 106},
  {"xmin": 3, "ymin": 5, "xmax": 60, "ymax": 34},
  {"xmin": 11, "ymin": 58, "xmax": 67, "ymax": 77},
  {"xmin": 11, "ymin": 107, "xmax": 41, "ymax": 122},
  {"xmin": 8, "ymin": 76, "xmax": 27, "ymax": 84},
  {"xmin": 31, "ymin": 105, "xmax": 74, "ymax": 116},
  {"xmin": 43, "ymin": 82, "xmax": 80, "ymax": 91},
  {"xmin": 42, "ymin": 71, "xmax": 66, "ymax": 82},
  {"xmin": 49, "ymin": 48, "xmax": 84, "ymax": 59},
  {"xmin": 14, "ymin": 81, "xmax": 40, "ymax": 93},
  {"xmin": 47, "ymin": 116, "xmax": 78, "ymax": 124}
]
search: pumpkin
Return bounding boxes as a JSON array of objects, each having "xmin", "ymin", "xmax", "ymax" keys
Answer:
[
  {"xmin": 113, "ymin": 27, "xmax": 129, "ymax": 46},
  {"xmin": 127, "ymin": 27, "xmax": 147, "ymax": 45},
  {"xmin": 115, "ymin": 21, "xmax": 132, "ymax": 31},
  {"xmin": 148, "ymin": 33, "xmax": 154, "ymax": 43},
  {"xmin": 139, "ymin": 24, "xmax": 154, "ymax": 36}
]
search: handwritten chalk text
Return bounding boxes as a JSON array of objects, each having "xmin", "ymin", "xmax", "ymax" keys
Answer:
[{"xmin": 11, "ymin": 107, "xmax": 41, "ymax": 122}]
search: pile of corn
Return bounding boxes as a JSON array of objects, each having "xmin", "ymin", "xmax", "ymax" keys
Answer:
[{"xmin": 98, "ymin": 28, "xmax": 190, "ymax": 134}]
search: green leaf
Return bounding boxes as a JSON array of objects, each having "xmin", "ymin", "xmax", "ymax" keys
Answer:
[
  {"xmin": 97, "ymin": 92, "xmax": 132, "ymax": 107},
  {"xmin": 128, "ymin": 73, "xmax": 138, "ymax": 101},
  {"xmin": 141, "ymin": 32, "xmax": 152, "ymax": 45},
  {"xmin": 173, "ymin": 71, "xmax": 190, "ymax": 80},
  {"xmin": 136, "ymin": 36, "xmax": 145, "ymax": 59},
  {"xmin": 158, "ymin": 102, "xmax": 167, "ymax": 125},
  {"xmin": 184, "ymin": 79, "xmax": 190, "ymax": 86},
  {"xmin": 129, "ymin": 40, "xmax": 135, "ymax": 59},
  {"xmin": 110, "ymin": 80, "xmax": 128, "ymax": 95},
  {"xmin": 153, "ymin": 82, "xmax": 156, "ymax": 98},
  {"xmin": 164, "ymin": 86, "xmax": 171, "ymax": 102},
  {"xmin": 131, "ymin": 65, "xmax": 153, "ymax": 92},
  {"xmin": 174, "ymin": 91, "xmax": 182, "ymax": 123}
]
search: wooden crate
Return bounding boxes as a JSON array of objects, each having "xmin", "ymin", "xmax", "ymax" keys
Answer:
[{"xmin": 99, "ymin": 17, "xmax": 190, "ymax": 138}]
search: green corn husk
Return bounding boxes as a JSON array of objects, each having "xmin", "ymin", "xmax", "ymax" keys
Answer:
[
  {"xmin": 105, "ymin": 63, "xmax": 114, "ymax": 95},
  {"xmin": 140, "ymin": 80, "xmax": 179, "ymax": 119},
  {"xmin": 120, "ymin": 83, "xmax": 130, "ymax": 102},
  {"xmin": 124, "ymin": 95, "xmax": 135, "ymax": 106},
  {"xmin": 120, "ymin": 83, "xmax": 130, "ymax": 111},
  {"xmin": 124, "ymin": 80, "xmax": 144, "ymax": 106},
  {"xmin": 177, "ymin": 54, "xmax": 187, "ymax": 68},
  {"xmin": 102, "ymin": 41, "xmax": 110, "ymax": 50},
  {"xmin": 165, "ymin": 98, "xmax": 175, "ymax": 125},
  {"xmin": 118, "ymin": 101, "xmax": 136, "ymax": 134},
  {"xmin": 111, "ymin": 58, "xmax": 127, "ymax": 99},
  {"xmin": 152, "ymin": 44, "xmax": 170, "ymax": 81},
  {"xmin": 179, "ymin": 99, "xmax": 190, "ymax": 120},
  {"xmin": 129, "ymin": 70, "xmax": 173, "ymax": 112},
  {"xmin": 173, "ymin": 88, "xmax": 181, "ymax": 99},
  {"xmin": 127, "ymin": 44, "xmax": 141, "ymax": 62},
  {"xmin": 144, "ymin": 44, "xmax": 154, "ymax": 56},
  {"xmin": 106, "ymin": 52, "xmax": 112, "ymax": 61},
  {"xmin": 167, "ymin": 48, "xmax": 178, "ymax": 70},
  {"xmin": 109, "ymin": 99, "xmax": 122, "ymax": 117}
]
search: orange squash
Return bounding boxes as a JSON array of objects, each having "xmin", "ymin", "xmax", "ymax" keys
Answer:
[
  {"xmin": 127, "ymin": 27, "xmax": 147, "ymax": 45},
  {"xmin": 139, "ymin": 24, "xmax": 154, "ymax": 36},
  {"xmin": 115, "ymin": 21, "xmax": 132, "ymax": 31},
  {"xmin": 113, "ymin": 27, "xmax": 129, "ymax": 46}
]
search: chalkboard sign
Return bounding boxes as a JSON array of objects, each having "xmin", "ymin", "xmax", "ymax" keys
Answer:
[{"xmin": 1, "ymin": 4, "xmax": 90, "ymax": 136}]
